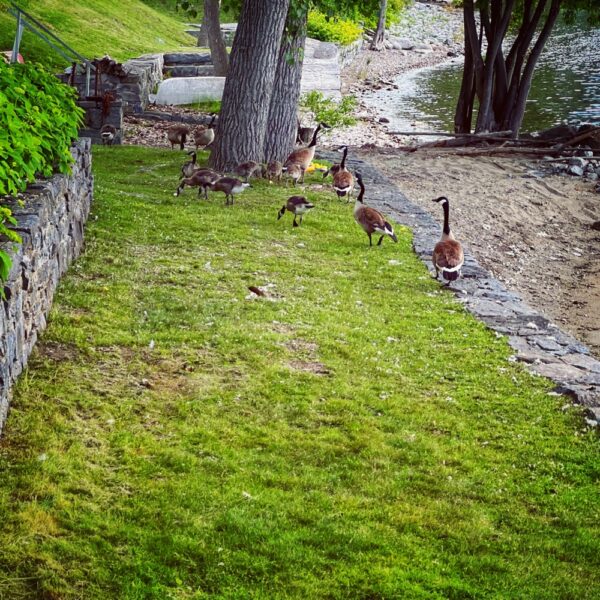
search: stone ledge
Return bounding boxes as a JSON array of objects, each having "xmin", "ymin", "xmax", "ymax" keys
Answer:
[
  {"xmin": 0, "ymin": 138, "xmax": 93, "ymax": 435},
  {"xmin": 318, "ymin": 150, "xmax": 600, "ymax": 425}
]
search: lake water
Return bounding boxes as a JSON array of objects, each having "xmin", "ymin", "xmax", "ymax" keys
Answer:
[{"xmin": 364, "ymin": 15, "xmax": 600, "ymax": 135}]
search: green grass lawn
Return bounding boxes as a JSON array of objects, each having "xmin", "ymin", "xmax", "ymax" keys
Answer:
[
  {"xmin": 0, "ymin": 0, "xmax": 196, "ymax": 69},
  {"xmin": 0, "ymin": 146, "xmax": 598, "ymax": 599}
]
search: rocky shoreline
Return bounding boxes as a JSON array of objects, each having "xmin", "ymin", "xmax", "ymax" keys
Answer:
[{"xmin": 323, "ymin": 1, "xmax": 464, "ymax": 149}]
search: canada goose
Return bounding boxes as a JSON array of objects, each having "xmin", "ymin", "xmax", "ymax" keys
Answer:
[
  {"xmin": 265, "ymin": 160, "xmax": 283, "ymax": 182},
  {"xmin": 282, "ymin": 163, "xmax": 303, "ymax": 187},
  {"xmin": 234, "ymin": 161, "xmax": 262, "ymax": 183},
  {"xmin": 332, "ymin": 145, "xmax": 354, "ymax": 200},
  {"xmin": 296, "ymin": 118, "xmax": 315, "ymax": 145},
  {"xmin": 322, "ymin": 163, "xmax": 341, "ymax": 179},
  {"xmin": 432, "ymin": 196, "xmax": 464, "ymax": 284},
  {"xmin": 181, "ymin": 150, "xmax": 199, "ymax": 178},
  {"xmin": 354, "ymin": 172, "xmax": 398, "ymax": 246},
  {"xmin": 167, "ymin": 125, "xmax": 189, "ymax": 150},
  {"xmin": 174, "ymin": 168, "xmax": 220, "ymax": 199},
  {"xmin": 194, "ymin": 114, "xmax": 216, "ymax": 150},
  {"xmin": 100, "ymin": 124, "xmax": 117, "ymax": 145},
  {"xmin": 277, "ymin": 195, "xmax": 315, "ymax": 227},
  {"xmin": 284, "ymin": 122, "xmax": 328, "ymax": 183},
  {"xmin": 210, "ymin": 177, "xmax": 250, "ymax": 205}
]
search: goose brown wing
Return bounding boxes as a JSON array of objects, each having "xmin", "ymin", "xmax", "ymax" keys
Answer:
[
  {"xmin": 363, "ymin": 206, "xmax": 386, "ymax": 230},
  {"xmin": 433, "ymin": 240, "xmax": 464, "ymax": 269},
  {"xmin": 333, "ymin": 170, "xmax": 353, "ymax": 190}
]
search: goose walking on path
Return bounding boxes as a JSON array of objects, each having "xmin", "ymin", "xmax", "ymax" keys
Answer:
[
  {"xmin": 432, "ymin": 196, "xmax": 464, "ymax": 284},
  {"xmin": 332, "ymin": 145, "xmax": 354, "ymax": 200},
  {"xmin": 353, "ymin": 173, "xmax": 398, "ymax": 246}
]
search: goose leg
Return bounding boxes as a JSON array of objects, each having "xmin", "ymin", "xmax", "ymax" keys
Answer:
[
  {"xmin": 377, "ymin": 235, "xmax": 384, "ymax": 246},
  {"xmin": 368, "ymin": 233, "xmax": 372, "ymax": 246},
  {"xmin": 293, "ymin": 217, "xmax": 299, "ymax": 228}
]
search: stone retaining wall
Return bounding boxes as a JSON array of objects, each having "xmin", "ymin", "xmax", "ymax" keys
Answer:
[{"xmin": 0, "ymin": 139, "xmax": 93, "ymax": 434}]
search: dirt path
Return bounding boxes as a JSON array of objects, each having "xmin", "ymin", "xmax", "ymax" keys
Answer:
[{"xmin": 358, "ymin": 148, "xmax": 600, "ymax": 357}]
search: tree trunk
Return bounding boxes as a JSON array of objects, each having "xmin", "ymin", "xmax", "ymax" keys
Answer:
[
  {"xmin": 209, "ymin": 0, "xmax": 290, "ymax": 172},
  {"xmin": 197, "ymin": 12, "xmax": 209, "ymax": 47},
  {"xmin": 507, "ymin": 0, "xmax": 561, "ymax": 135},
  {"xmin": 454, "ymin": 0, "xmax": 483, "ymax": 133},
  {"xmin": 263, "ymin": 2, "xmax": 309, "ymax": 163},
  {"xmin": 204, "ymin": 0, "xmax": 228, "ymax": 77},
  {"xmin": 474, "ymin": 0, "xmax": 514, "ymax": 133},
  {"xmin": 455, "ymin": 0, "xmax": 563, "ymax": 137},
  {"xmin": 370, "ymin": 0, "xmax": 388, "ymax": 51}
]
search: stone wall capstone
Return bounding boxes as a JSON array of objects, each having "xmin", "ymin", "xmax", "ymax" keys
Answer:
[{"xmin": 0, "ymin": 138, "xmax": 93, "ymax": 435}]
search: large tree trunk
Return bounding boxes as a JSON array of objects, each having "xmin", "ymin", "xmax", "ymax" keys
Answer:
[
  {"xmin": 370, "ymin": 0, "xmax": 388, "ymax": 51},
  {"xmin": 209, "ymin": 0, "xmax": 290, "ymax": 172},
  {"xmin": 204, "ymin": 0, "xmax": 228, "ymax": 77},
  {"xmin": 263, "ymin": 2, "xmax": 308, "ymax": 163}
]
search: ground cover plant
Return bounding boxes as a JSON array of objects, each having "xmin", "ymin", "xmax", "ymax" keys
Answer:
[{"xmin": 0, "ymin": 145, "xmax": 598, "ymax": 599}]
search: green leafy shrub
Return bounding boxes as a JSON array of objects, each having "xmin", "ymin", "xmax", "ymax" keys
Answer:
[
  {"xmin": 300, "ymin": 91, "xmax": 357, "ymax": 129},
  {"xmin": 307, "ymin": 10, "xmax": 362, "ymax": 46},
  {"xmin": 0, "ymin": 62, "xmax": 83, "ymax": 197},
  {"xmin": 314, "ymin": 0, "xmax": 407, "ymax": 29},
  {"xmin": 0, "ymin": 61, "xmax": 83, "ymax": 282}
]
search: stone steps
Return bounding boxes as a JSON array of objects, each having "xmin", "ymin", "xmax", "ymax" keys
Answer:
[{"xmin": 163, "ymin": 52, "xmax": 214, "ymax": 78}]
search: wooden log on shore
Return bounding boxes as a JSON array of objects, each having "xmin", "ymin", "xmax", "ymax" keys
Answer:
[{"xmin": 387, "ymin": 130, "xmax": 514, "ymax": 140}]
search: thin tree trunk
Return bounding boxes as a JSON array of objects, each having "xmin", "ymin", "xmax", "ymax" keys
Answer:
[
  {"xmin": 210, "ymin": 0, "xmax": 290, "ymax": 172},
  {"xmin": 508, "ymin": 0, "xmax": 561, "ymax": 135},
  {"xmin": 501, "ymin": 0, "xmax": 548, "ymax": 130},
  {"xmin": 454, "ymin": 32, "xmax": 474, "ymax": 133},
  {"xmin": 198, "ymin": 12, "xmax": 209, "ymax": 47},
  {"xmin": 264, "ymin": 2, "xmax": 308, "ymax": 163},
  {"xmin": 204, "ymin": 0, "xmax": 228, "ymax": 77},
  {"xmin": 475, "ymin": 0, "xmax": 514, "ymax": 132},
  {"xmin": 454, "ymin": 0, "xmax": 483, "ymax": 133},
  {"xmin": 370, "ymin": 0, "xmax": 388, "ymax": 51}
]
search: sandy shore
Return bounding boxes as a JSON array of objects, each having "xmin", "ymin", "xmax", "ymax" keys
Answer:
[{"xmin": 358, "ymin": 149, "xmax": 600, "ymax": 356}]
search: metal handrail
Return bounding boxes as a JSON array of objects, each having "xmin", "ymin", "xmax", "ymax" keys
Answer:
[{"xmin": 8, "ymin": 2, "xmax": 96, "ymax": 96}]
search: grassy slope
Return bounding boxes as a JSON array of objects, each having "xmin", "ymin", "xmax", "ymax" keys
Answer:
[
  {"xmin": 0, "ymin": 146, "xmax": 598, "ymax": 599},
  {"xmin": 0, "ymin": 0, "xmax": 195, "ymax": 69}
]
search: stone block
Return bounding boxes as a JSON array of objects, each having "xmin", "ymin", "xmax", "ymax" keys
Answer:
[{"xmin": 155, "ymin": 76, "xmax": 226, "ymax": 104}]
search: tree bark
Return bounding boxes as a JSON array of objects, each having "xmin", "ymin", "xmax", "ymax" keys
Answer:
[
  {"xmin": 455, "ymin": 0, "xmax": 564, "ymax": 137},
  {"xmin": 474, "ymin": 0, "xmax": 514, "ymax": 133},
  {"xmin": 508, "ymin": 0, "xmax": 561, "ymax": 135},
  {"xmin": 209, "ymin": 0, "xmax": 290, "ymax": 172},
  {"xmin": 197, "ymin": 12, "xmax": 209, "ymax": 47},
  {"xmin": 370, "ymin": 0, "xmax": 388, "ymax": 51},
  {"xmin": 263, "ymin": 2, "xmax": 309, "ymax": 163},
  {"xmin": 204, "ymin": 0, "xmax": 228, "ymax": 77}
]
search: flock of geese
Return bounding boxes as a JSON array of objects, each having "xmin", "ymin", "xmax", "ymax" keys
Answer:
[{"xmin": 164, "ymin": 117, "xmax": 464, "ymax": 284}]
